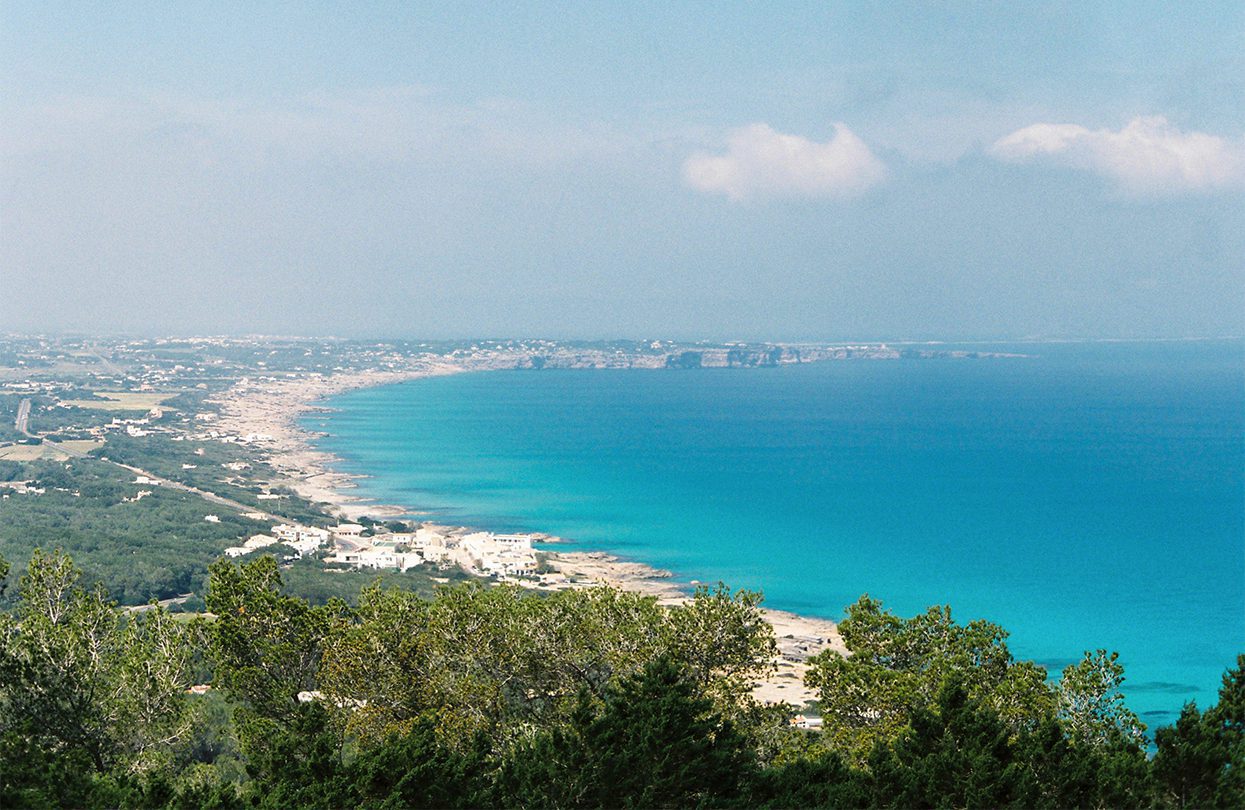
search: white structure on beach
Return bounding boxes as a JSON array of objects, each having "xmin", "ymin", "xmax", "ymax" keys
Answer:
[
  {"xmin": 457, "ymin": 532, "xmax": 538, "ymax": 576},
  {"xmin": 322, "ymin": 525, "xmax": 537, "ymax": 577},
  {"xmin": 791, "ymin": 714, "xmax": 825, "ymax": 731}
]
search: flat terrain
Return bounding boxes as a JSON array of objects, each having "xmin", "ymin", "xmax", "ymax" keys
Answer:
[
  {"xmin": 59, "ymin": 439, "xmax": 106, "ymax": 453},
  {"xmin": 0, "ymin": 443, "xmax": 70, "ymax": 461},
  {"xmin": 60, "ymin": 393, "xmax": 176, "ymax": 411}
]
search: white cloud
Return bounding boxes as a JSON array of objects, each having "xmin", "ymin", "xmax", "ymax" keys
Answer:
[
  {"xmin": 682, "ymin": 123, "xmax": 887, "ymax": 201},
  {"xmin": 990, "ymin": 116, "xmax": 1245, "ymax": 195}
]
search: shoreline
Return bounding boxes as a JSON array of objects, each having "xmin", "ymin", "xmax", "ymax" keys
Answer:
[
  {"xmin": 211, "ymin": 362, "xmax": 847, "ymax": 706},
  {"xmin": 211, "ymin": 362, "xmax": 467, "ymax": 520}
]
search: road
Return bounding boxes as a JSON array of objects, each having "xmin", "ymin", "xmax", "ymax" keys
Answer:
[
  {"xmin": 28, "ymin": 435, "xmax": 282, "ymax": 523},
  {"xmin": 109, "ymin": 460, "xmax": 282, "ymax": 521},
  {"xmin": 12, "ymin": 398, "xmax": 282, "ymax": 523},
  {"xmin": 85, "ymin": 344, "xmax": 124, "ymax": 375},
  {"xmin": 14, "ymin": 398, "xmax": 31, "ymax": 434}
]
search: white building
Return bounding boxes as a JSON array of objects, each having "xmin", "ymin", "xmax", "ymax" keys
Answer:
[
  {"xmin": 274, "ymin": 524, "xmax": 331, "ymax": 546},
  {"xmin": 411, "ymin": 527, "xmax": 451, "ymax": 562},
  {"xmin": 270, "ymin": 524, "xmax": 331, "ymax": 558},
  {"xmin": 223, "ymin": 533, "xmax": 279, "ymax": 558},
  {"xmin": 329, "ymin": 548, "xmax": 421, "ymax": 571},
  {"xmin": 457, "ymin": 532, "xmax": 538, "ymax": 577}
]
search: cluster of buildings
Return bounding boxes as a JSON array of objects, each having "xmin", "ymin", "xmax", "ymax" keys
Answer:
[
  {"xmin": 328, "ymin": 525, "xmax": 540, "ymax": 578},
  {"xmin": 188, "ymin": 411, "xmax": 276, "ymax": 447},
  {"xmin": 222, "ymin": 520, "xmax": 540, "ymax": 580},
  {"xmin": 456, "ymin": 532, "xmax": 541, "ymax": 576},
  {"xmin": 78, "ymin": 411, "xmax": 174, "ymax": 439},
  {"xmin": 0, "ymin": 480, "xmax": 45, "ymax": 498},
  {"xmin": 224, "ymin": 523, "xmax": 331, "ymax": 558},
  {"xmin": 2, "ymin": 379, "xmax": 57, "ymax": 395}
]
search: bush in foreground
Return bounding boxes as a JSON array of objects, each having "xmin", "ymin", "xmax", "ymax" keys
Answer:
[{"xmin": 0, "ymin": 551, "xmax": 1241, "ymax": 808}]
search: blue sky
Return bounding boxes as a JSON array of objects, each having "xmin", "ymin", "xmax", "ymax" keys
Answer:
[{"xmin": 1, "ymin": 2, "xmax": 1242, "ymax": 339}]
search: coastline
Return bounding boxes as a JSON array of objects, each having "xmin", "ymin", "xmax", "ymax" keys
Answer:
[
  {"xmin": 211, "ymin": 362, "xmax": 466, "ymax": 520},
  {"xmin": 211, "ymin": 363, "xmax": 847, "ymax": 706}
]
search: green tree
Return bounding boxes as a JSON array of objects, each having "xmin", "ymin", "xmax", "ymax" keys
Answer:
[
  {"xmin": 1056, "ymin": 649, "xmax": 1147, "ymax": 750},
  {"xmin": 327, "ymin": 582, "xmax": 669, "ymax": 745},
  {"xmin": 238, "ymin": 701, "xmax": 354, "ymax": 810},
  {"xmin": 744, "ymin": 749, "xmax": 869, "ymax": 809},
  {"xmin": 205, "ymin": 556, "xmax": 344, "ymax": 721},
  {"xmin": 0, "ymin": 550, "xmax": 200, "ymax": 808},
  {"xmin": 319, "ymin": 581, "xmax": 774, "ymax": 749},
  {"xmin": 318, "ymin": 583, "xmax": 435, "ymax": 745},
  {"xmin": 204, "ymin": 556, "xmax": 349, "ymax": 776},
  {"xmin": 0, "ymin": 730, "xmax": 100, "ymax": 810},
  {"xmin": 867, "ymin": 678, "xmax": 1028, "ymax": 808},
  {"xmin": 584, "ymin": 657, "xmax": 754, "ymax": 807},
  {"xmin": 804, "ymin": 595, "xmax": 1052, "ymax": 761},
  {"xmin": 664, "ymin": 583, "xmax": 778, "ymax": 712},
  {"xmin": 347, "ymin": 716, "xmax": 488, "ymax": 809},
  {"xmin": 1013, "ymin": 714, "xmax": 1153, "ymax": 808},
  {"xmin": 1153, "ymin": 655, "xmax": 1245, "ymax": 807},
  {"xmin": 0, "ymin": 550, "xmax": 197, "ymax": 775},
  {"xmin": 496, "ymin": 657, "xmax": 755, "ymax": 808}
]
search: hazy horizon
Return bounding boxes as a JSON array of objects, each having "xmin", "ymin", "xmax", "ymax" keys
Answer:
[
  {"xmin": 4, "ymin": 331, "xmax": 1244, "ymax": 345},
  {"xmin": 3, "ymin": 3, "xmax": 1243, "ymax": 340}
]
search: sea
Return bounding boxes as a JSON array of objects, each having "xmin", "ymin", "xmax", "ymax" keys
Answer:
[{"xmin": 303, "ymin": 340, "xmax": 1245, "ymax": 725}]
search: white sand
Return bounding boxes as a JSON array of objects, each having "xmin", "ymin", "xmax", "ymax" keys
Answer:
[{"xmin": 209, "ymin": 363, "xmax": 465, "ymax": 519}]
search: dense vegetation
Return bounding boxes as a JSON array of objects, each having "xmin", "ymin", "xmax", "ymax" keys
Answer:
[
  {"xmin": 0, "ymin": 458, "xmax": 456, "ymax": 609},
  {"xmin": 93, "ymin": 435, "xmax": 333, "ymax": 526},
  {"xmin": 0, "ymin": 460, "xmax": 257, "ymax": 605},
  {"xmin": 0, "ymin": 551, "xmax": 1240, "ymax": 808}
]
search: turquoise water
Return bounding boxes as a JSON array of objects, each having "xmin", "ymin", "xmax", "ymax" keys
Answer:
[{"xmin": 305, "ymin": 341, "xmax": 1245, "ymax": 724}]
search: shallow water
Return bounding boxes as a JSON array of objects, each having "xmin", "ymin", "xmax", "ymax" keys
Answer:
[{"xmin": 305, "ymin": 340, "xmax": 1245, "ymax": 724}]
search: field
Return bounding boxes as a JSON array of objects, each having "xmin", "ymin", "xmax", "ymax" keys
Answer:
[
  {"xmin": 0, "ymin": 444, "xmax": 70, "ymax": 461},
  {"xmin": 0, "ymin": 439, "xmax": 104, "ymax": 461},
  {"xmin": 60, "ymin": 439, "xmax": 106, "ymax": 453},
  {"xmin": 0, "ymin": 361, "xmax": 106, "ymax": 380},
  {"xmin": 59, "ymin": 392, "xmax": 176, "ymax": 411}
]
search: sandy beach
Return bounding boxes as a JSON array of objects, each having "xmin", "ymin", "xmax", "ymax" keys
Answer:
[
  {"xmin": 211, "ymin": 363, "xmax": 846, "ymax": 707},
  {"xmin": 209, "ymin": 361, "xmax": 468, "ymax": 519}
]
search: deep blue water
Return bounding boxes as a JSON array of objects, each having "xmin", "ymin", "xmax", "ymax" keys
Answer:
[{"xmin": 305, "ymin": 341, "xmax": 1245, "ymax": 724}]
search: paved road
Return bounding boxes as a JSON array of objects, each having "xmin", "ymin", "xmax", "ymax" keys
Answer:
[
  {"xmin": 85, "ymin": 344, "xmax": 124, "ymax": 376},
  {"xmin": 109, "ymin": 460, "xmax": 282, "ymax": 521},
  {"xmin": 14, "ymin": 398, "xmax": 31, "ymax": 434}
]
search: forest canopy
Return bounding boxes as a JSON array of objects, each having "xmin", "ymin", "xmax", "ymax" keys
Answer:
[{"xmin": 0, "ymin": 550, "xmax": 1241, "ymax": 809}]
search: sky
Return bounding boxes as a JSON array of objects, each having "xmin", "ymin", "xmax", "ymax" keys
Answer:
[{"xmin": 1, "ymin": 2, "xmax": 1243, "ymax": 341}]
